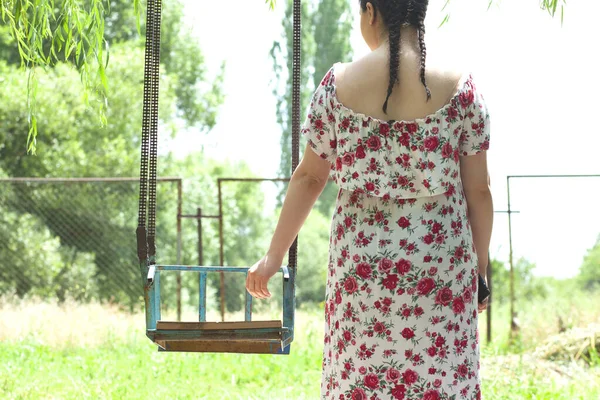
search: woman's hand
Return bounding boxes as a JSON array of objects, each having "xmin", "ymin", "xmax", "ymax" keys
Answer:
[{"xmin": 245, "ymin": 253, "xmax": 283, "ymax": 299}]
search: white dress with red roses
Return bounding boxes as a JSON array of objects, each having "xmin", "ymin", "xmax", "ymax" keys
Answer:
[{"xmin": 301, "ymin": 63, "xmax": 490, "ymax": 400}]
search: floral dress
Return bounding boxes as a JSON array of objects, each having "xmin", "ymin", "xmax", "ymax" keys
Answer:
[{"xmin": 301, "ymin": 64, "xmax": 490, "ymax": 400}]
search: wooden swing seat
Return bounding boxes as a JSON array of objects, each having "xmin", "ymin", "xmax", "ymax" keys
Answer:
[{"xmin": 149, "ymin": 320, "xmax": 289, "ymax": 354}]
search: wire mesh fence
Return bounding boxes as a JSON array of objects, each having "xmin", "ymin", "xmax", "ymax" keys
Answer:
[{"xmin": 0, "ymin": 178, "xmax": 180, "ymax": 310}]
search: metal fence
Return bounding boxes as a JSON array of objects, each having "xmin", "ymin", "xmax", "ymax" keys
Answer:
[{"xmin": 0, "ymin": 177, "xmax": 180, "ymax": 310}]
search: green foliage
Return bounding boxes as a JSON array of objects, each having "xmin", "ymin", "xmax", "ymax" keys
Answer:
[
  {"xmin": 270, "ymin": 0, "xmax": 353, "ymax": 215},
  {"xmin": 0, "ymin": 208, "xmax": 97, "ymax": 301},
  {"xmin": 578, "ymin": 235, "xmax": 600, "ymax": 291},
  {"xmin": 489, "ymin": 257, "xmax": 548, "ymax": 305}
]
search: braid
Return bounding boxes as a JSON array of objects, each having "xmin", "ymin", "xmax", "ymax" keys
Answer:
[
  {"xmin": 415, "ymin": 2, "xmax": 431, "ymax": 100},
  {"xmin": 417, "ymin": 20, "xmax": 431, "ymax": 100},
  {"xmin": 359, "ymin": 0, "xmax": 431, "ymax": 112},
  {"xmin": 383, "ymin": 23, "xmax": 401, "ymax": 114}
]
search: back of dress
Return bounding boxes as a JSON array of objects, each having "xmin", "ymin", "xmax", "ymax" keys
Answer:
[{"xmin": 302, "ymin": 64, "xmax": 490, "ymax": 400}]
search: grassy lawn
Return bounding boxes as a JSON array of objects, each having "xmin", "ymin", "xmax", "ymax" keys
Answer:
[{"xmin": 1, "ymin": 296, "xmax": 599, "ymax": 400}]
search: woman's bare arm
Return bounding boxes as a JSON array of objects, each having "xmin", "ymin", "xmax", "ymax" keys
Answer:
[
  {"xmin": 460, "ymin": 151, "xmax": 494, "ymax": 276},
  {"xmin": 246, "ymin": 145, "xmax": 331, "ymax": 299},
  {"xmin": 267, "ymin": 146, "xmax": 331, "ymax": 259}
]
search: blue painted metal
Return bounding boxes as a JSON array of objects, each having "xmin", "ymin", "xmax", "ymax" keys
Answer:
[
  {"xmin": 244, "ymin": 290, "xmax": 253, "ymax": 322},
  {"xmin": 154, "ymin": 269, "xmax": 161, "ymax": 323},
  {"xmin": 147, "ymin": 256, "xmax": 158, "ymax": 330},
  {"xmin": 143, "ymin": 262, "xmax": 297, "ymax": 355},
  {"xmin": 282, "ymin": 264, "xmax": 296, "ymax": 344},
  {"xmin": 157, "ymin": 265, "xmax": 286, "ymax": 273},
  {"xmin": 199, "ymin": 272, "xmax": 207, "ymax": 322}
]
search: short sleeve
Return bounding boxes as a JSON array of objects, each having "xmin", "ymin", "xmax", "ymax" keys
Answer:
[
  {"xmin": 459, "ymin": 76, "xmax": 490, "ymax": 156},
  {"xmin": 301, "ymin": 69, "xmax": 337, "ymax": 164}
]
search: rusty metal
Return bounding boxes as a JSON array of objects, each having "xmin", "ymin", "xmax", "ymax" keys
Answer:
[
  {"xmin": 218, "ymin": 180, "xmax": 225, "ymax": 322},
  {"xmin": 176, "ymin": 179, "xmax": 183, "ymax": 321}
]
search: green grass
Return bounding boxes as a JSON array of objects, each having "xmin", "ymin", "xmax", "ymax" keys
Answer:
[{"xmin": 1, "ymin": 294, "xmax": 599, "ymax": 400}]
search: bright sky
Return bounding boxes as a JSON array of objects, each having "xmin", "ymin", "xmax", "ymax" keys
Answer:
[{"xmin": 165, "ymin": 0, "xmax": 600, "ymax": 279}]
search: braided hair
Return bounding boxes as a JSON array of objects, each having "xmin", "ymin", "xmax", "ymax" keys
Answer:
[{"xmin": 359, "ymin": 0, "xmax": 431, "ymax": 114}]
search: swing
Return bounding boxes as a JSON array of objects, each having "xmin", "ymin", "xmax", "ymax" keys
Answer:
[{"xmin": 135, "ymin": 0, "xmax": 302, "ymax": 354}]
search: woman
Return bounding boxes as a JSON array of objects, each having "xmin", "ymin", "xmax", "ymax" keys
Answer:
[{"xmin": 246, "ymin": 1, "xmax": 493, "ymax": 399}]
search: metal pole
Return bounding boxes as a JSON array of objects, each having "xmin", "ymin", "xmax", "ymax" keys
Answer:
[
  {"xmin": 218, "ymin": 179, "xmax": 225, "ymax": 322},
  {"xmin": 506, "ymin": 176, "xmax": 516, "ymax": 341},
  {"xmin": 198, "ymin": 207, "xmax": 207, "ymax": 322},
  {"xmin": 176, "ymin": 179, "xmax": 182, "ymax": 322}
]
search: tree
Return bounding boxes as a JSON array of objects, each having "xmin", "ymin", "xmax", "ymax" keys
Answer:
[
  {"xmin": 270, "ymin": 0, "xmax": 353, "ymax": 215},
  {"xmin": 578, "ymin": 234, "xmax": 600, "ymax": 290},
  {"xmin": 0, "ymin": 0, "xmax": 224, "ymax": 152}
]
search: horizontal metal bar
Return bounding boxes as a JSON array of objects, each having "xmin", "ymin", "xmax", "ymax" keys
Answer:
[
  {"xmin": 179, "ymin": 214, "xmax": 220, "ymax": 219},
  {"xmin": 156, "ymin": 265, "xmax": 289, "ymax": 274},
  {"xmin": 0, "ymin": 177, "xmax": 182, "ymax": 183},
  {"xmin": 218, "ymin": 178, "xmax": 290, "ymax": 183}
]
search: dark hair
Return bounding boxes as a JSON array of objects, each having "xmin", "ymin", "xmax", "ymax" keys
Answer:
[{"xmin": 359, "ymin": 0, "xmax": 431, "ymax": 114}]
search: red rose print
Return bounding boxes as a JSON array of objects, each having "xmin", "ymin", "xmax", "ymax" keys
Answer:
[
  {"xmin": 367, "ymin": 135, "xmax": 382, "ymax": 151},
  {"xmin": 365, "ymin": 182, "xmax": 375, "ymax": 191},
  {"xmin": 398, "ymin": 176, "xmax": 409, "ymax": 186},
  {"xmin": 435, "ymin": 335, "xmax": 446, "ymax": 348},
  {"xmin": 335, "ymin": 157, "xmax": 342, "ymax": 171},
  {"xmin": 380, "ymin": 123, "xmax": 390, "ymax": 136},
  {"xmin": 454, "ymin": 246, "xmax": 464, "ymax": 259},
  {"xmin": 423, "ymin": 389, "xmax": 441, "ymax": 400},
  {"xmin": 406, "ymin": 123, "xmax": 418, "ymax": 134},
  {"xmin": 423, "ymin": 136, "xmax": 440, "ymax": 152},
  {"xmin": 452, "ymin": 296, "xmax": 466, "ymax": 314},
  {"xmin": 382, "ymin": 274, "xmax": 399, "ymax": 290},
  {"xmin": 374, "ymin": 321, "xmax": 385, "ymax": 334},
  {"xmin": 459, "ymin": 89, "xmax": 475, "ymax": 108},
  {"xmin": 341, "ymin": 152, "xmax": 355, "ymax": 166},
  {"xmin": 355, "ymin": 145, "xmax": 366, "ymax": 159},
  {"xmin": 402, "ymin": 369, "xmax": 418, "ymax": 385},
  {"xmin": 414, "ymin": 306, "xmax": 424, "ymax": 316},
  {"xmin": 397, "ymin": 217, "xmax": 411, "ymax": 228},
  {"xmin": 392, "ymin": 384, "xmax": 407, "ymax": 400},
  {"xmin": 441, "ymin": 142, "xmax": 453, "ymax": 158},
  {"xmin": 427, "ymin": 346, "xmax": 438, "ymax": 357},
  {"xmin": 341, "ymin": 118, "xmax": 350, "ymax": 129},
  {"xmin": 386, "ymin": 368, "xmax": 401, "ymax": 382},
  {"xmin": 423, "ymin": 234, "xmax": 434, "ymax": 245},
  {"xmin": 417, "ymin": 277, "xmax": 436, "ymax": 296},
  {"xmin": 447, "ymin": 106, "xmax": 458, "ymax": 119},
  {"xmin": 314, "ymin": 119, "xmax": 324, "ymax": 130},
  {"xmin": 330, "ymin": 139, "xmax": 337, "ymax": 150},
  {"xmin": 401, "ymin": 328, "xmax": 415, "ymax": 340},
  {"xmin": 378, "ymin": 258, "xmax": 394, "ymax": 273},
  {"xmin": 343, "ymin": 330, "xmax": 352, "ymax": 341},
  {"xmin": 457, "ymin": 363, "xmax": 468, "ymax": 377},
  {"xmin": 435, "ymin": 287, "xmax": 453, "ymax": 306},
  {"xmin": 395, "ymin": 259, "xmax": 412, "ymax": 275},
  {"xmin": 364, "ymin": 373, "xmax": 380, "ymax": 390},
  {"xmin": 344, "ymin": 277, "xmax": 358, "ymax": 294},
  {"xmin": 351, "ymin": 387, "xmax": 367, "ymax": 400},
  {"xmin": 463, "ymin": 287, "xmax": 473, "ymax": 304},
  {"xmin": 356, "ymin": 263, "xmax": 373, "ymax": 280},
  {"xmin": 399, "ymin": 132, "xmax": 410, "ymax": 147}
]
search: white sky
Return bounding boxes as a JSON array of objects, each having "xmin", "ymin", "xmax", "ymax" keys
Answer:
[{"xmin": 164, "ymin": 0, "xmax": 600, "ymax": 279}]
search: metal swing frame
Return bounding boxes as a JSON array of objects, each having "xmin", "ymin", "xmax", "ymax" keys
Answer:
[{"xmin": 136, "ymin": 0, "xmax": 302, "ymax": 354}]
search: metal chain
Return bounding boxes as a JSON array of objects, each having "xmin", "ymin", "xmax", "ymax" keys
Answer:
[
  {"xmin": 288, "ymin": 0, "xmax": 301, "ymax": 270},
  {"xmin": 147, "ymin": 0, "xmax": 162, "ymax": 258},
  {"xmin": 137, "ymin": 0, "xmax": 162, "ymax": 262},
  {"xmin": 137, "ymin": 0, "xmax": 155, "ymax": 232}
]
